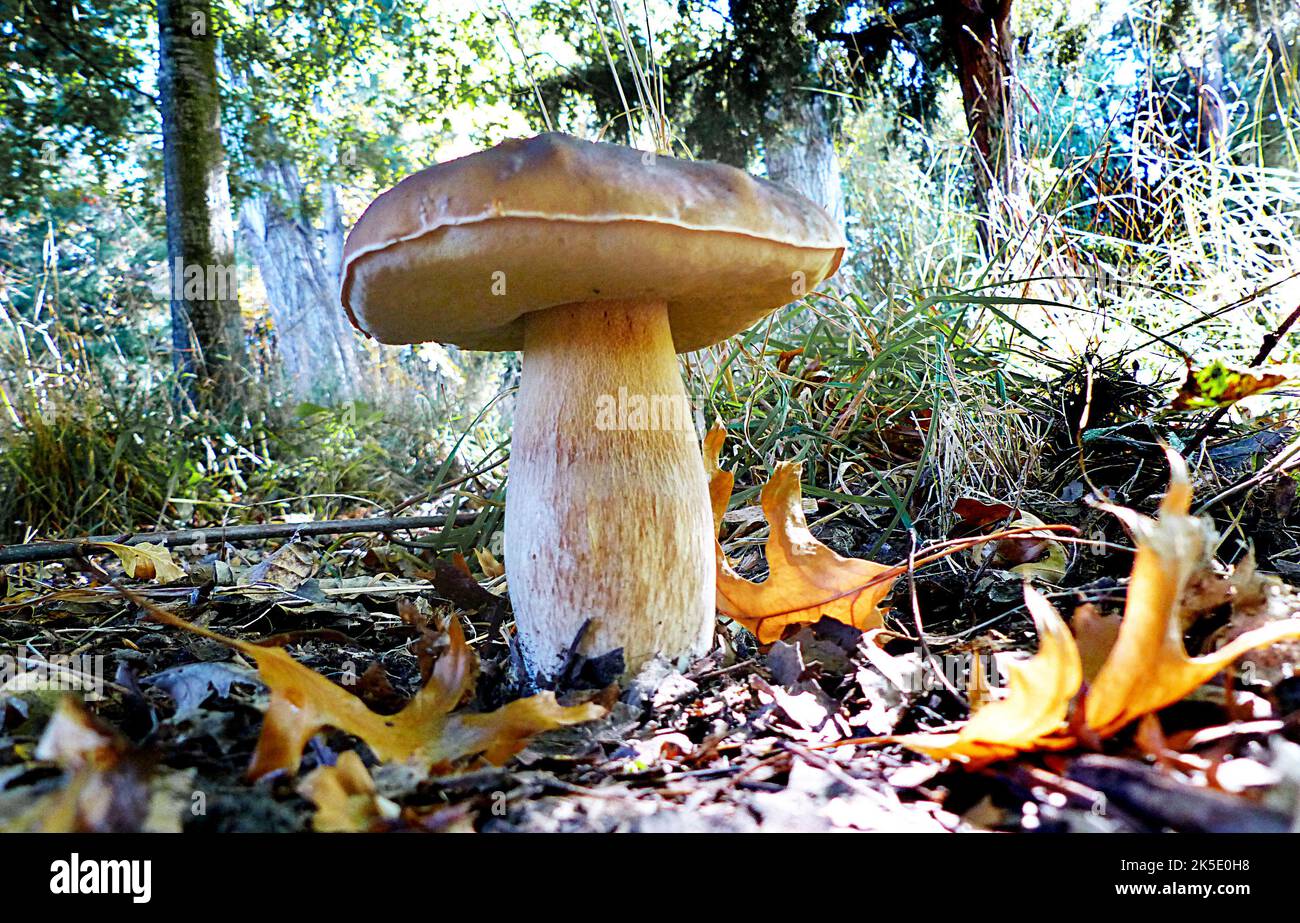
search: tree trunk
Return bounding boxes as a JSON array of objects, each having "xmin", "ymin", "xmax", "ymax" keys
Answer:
[
  {"xmin": 156, "ymin": 0, "xmax": 247, "ymax": 412},
  {"xmin": 239, "ymin": 162, "xmax": 368, "ymax": 404},
  {"xmin": 1193, "ymin": 23, "xmax": 1228, "ymax": 157},
  {"xmin": 942, "ymin": 0, "xmax": 1019, "ymax": 211},
  {"xmin": 764, "ymin": 91, "xmax": 846, "ymax": 236}
]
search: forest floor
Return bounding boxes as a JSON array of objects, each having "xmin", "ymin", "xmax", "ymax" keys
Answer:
[{"xmin": 4, "ymin": 443, "xmax": 1300, "ymax": 834}]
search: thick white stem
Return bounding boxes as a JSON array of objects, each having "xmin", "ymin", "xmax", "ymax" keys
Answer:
[{"xmin": 505, "ymin": 299, "xmax": 715, "ymax": 677}]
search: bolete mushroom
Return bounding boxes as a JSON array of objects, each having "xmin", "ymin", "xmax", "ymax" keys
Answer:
[{"xmin": 341, "ymin": 133, "xmax": 844, "ymax": 677}]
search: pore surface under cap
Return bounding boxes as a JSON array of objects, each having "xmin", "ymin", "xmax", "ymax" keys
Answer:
[{"xmin": 340, "ymin": 133, "xmax": 846, "ymax": 352}]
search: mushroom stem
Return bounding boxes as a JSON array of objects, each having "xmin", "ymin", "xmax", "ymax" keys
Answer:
[{"xmin": 506, "ymin": 299, "xmax": 715, "ymax": 677}]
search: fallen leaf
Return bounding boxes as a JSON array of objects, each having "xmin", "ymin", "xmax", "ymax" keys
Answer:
[
  {"xmin": 893, "ymin": 449, "xmax": 1300, "ymax": 764},
  {"xmin": 1084, "ymin": 449, "xmax": 1300, "ymax": 736},
  {"xmin": 420, "ymin": 558, "xmax": 502, "ymax": 612},
  {"xmin": 299, "ymin": 751, "xmax": 400, "ymax": 832},
  {"xmin": 474, "ymin": 548, "xmax": 504, "ymax": 578},
  {"xmin": 97, "ymin": 541, "xmax": 185, "ymax": 584},
  {"xmin": 35, "ymin": 695, "xmax": 128, "ymax": 771},
  {"xmin": 135, "ymin": 598, "xmax": 606, "ymax": 779},
  {"xmin": 143, "ymin": 661, "xmax": 257, "ymax": 719},
  {"xmin": 1071, "ymin": 603, "xmax": 1121, "ymax": 682},
  {"xmin": 705, "ymin": 425, "xmax": 896, "ymax": 644},
  {"xmin": 398, "ymin": 597, "xmax": 441, "ymax": 682},
  {"xmin": 8, "ymin": 697, "xmax": 154, "ymax": 832},
  {"xmin": 704, "ymin": 420, "xmax": 734, "ymax": 536},
  {"xmin": 1171, "ymin": 360, "xmax": 1288, "ymax": 410},
  {"xmin": 952, "ymin": 498, "xmax": 1018, "ymax": 531},
  {"xmin": 892, "ymin": 586, "xmax": 1080, "ymax": 763},
  {"xmin": 246, "ymin": 539, "xmax": 316, "ymax": 590},
  {"xmin": 970, "ymin": 511, "xmax": 1069, "ymax": 583}
]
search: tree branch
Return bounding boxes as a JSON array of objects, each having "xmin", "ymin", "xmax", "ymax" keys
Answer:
[{"xmin": 814, "ymin": 2, "xmax": 944, "ymax": 51}]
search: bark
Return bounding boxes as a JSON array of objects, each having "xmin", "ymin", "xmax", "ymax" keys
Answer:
[
  {"xmin": 764, "ymin": 91, "xmax": 846, "ymax": 235},
  {"xmin": 1193, "ymin": 24, "xmax": 1228, "ymax": 157},
  {"xmin": 239, "ymin": 162, "xmax": 368, "ymax": 403},
  {"xmin": 156, "ymin": 0, "xmax": 247, "ymax": 412},
  {"xmin": 941, "ymin": 0, "xmax": 1019, "ymax": 211}
]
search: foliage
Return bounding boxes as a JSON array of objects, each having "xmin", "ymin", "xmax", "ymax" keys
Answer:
[{"xmin": 895, "ymin": 452, "xmax": 1300, "ymax": 764}]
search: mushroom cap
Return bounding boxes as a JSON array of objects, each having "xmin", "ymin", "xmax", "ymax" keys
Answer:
[{"xmin": 340, "ymin": 133, "xmax": 845, "ymax": 352}]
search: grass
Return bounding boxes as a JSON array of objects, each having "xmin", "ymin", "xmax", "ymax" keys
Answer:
[
  {"xmin": 690, "ymin": 18, "xmax": 1300, "ymax": 568},
  {"xmin": 0, "ymin": 275, "xmax": 510, "ymax": 548},
  {"xmin": 3, "ymin": 9, "xmax": 1299, "ymax": 575}
]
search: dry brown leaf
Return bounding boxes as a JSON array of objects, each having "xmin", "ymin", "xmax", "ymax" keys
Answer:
[
  {"xmin": 952, "ymin": 498, "xmax": 1018, "ymax": 530},
  {"xmin": 704, "ymin": 424, "xmax": 896, "ymax": 643},
  {"xmin": 34, "ymin": 694, "xmax": 127, "ymax": 770},
  {"xmin": 955, "ymin": 499, "xmax": 1068, "ymax": 582},
  {"xmin": 139, "ymin": 602, "xmax": 605, "ymax": 779},
  {"xmin": 474, "ymin": 548, "xmax": 505, "ymax": 578},
  {"xmin": 893, "ymin": 449, "xmax": 1300, "ymax": 764},
  {"xmin": 1084, "ymin": 449, "xmax": 1300, "ymax": 736},
  {"xmin": 1072, "ymin": 603, "xmax": 1121, "ymax": 682},
  {"xmin": 970, "ymin": 511, "xmax": 1069, "ymax": 583},
  {"xmin": 97, "ymin": 541, "xmax": 185, "ymax": 583},
  {"xmin": 5, "ymin": 697, "xmax": 152, "ymax": 832},
  {"xmin": 246, "ymin": 540, "xmax": 316, "ymax": 589},
  {"xmin": 892, "ymin": 586, "xmax": 1081, "ymax": 763},
  {"xmin": 298, "ymin": 751, "xmax": 399, "ymax": 832}
]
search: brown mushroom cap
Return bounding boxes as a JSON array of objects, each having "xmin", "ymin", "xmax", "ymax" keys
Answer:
[{"xmin": 340, "ymin": 132, "xmax": 846, "ymax": 352}]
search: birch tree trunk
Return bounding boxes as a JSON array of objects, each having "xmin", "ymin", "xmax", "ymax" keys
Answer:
[{"xmin": 157, "ymin": 0, "xmax": 247, "ymax": 412}]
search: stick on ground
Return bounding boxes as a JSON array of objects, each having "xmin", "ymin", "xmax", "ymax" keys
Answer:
[{"xmin": 0, "ymin": 513, "xmax": 478, "ymax": 566}]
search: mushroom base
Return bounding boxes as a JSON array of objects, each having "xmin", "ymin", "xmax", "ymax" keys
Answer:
[{"xmin": 506, "ymin": 299, "xmax": 715, "ymax": 677}]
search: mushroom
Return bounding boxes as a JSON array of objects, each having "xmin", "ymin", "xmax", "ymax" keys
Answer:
[{"xmin": 341, "ymin": 133, "xmax": 844, "ymax": 677}]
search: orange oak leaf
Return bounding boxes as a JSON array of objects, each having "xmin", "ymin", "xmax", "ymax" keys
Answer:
[
  {"xmin": 703, "ymin": 419, "xmax": 734, "ymax": 536},
  {"xmin": 891, "ymin": 586, "xmax": 1081, "ymax": 764},
  {"xmin": 138, "ymin": 601, "xmax": 605, "ymax": 779},
  {"xmin": 298, "ymin": 751, "xmax": 399, "ymax": 833},
  {"xmin": 892, "ymin": 449, "xmax": 1300, "ymax": 764},
  {"xmin": 1084, "ymin": 449, "xmax": 1300, "ymax": 736},
  {"xmin": 705, "ymin": 423, "xmax": 897, "ymax": 643}
]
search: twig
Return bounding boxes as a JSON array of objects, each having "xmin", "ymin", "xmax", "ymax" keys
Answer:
[
  {"xmin": 0, "ymin": 513, "xmax": 477, "ymax": 566},
  {"xmin": 907, "ymin": 531, "xmax": 965, "ymax": 702}
]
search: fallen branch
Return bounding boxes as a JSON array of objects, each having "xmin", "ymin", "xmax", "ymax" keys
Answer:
[{"xmin": 0, "ymin": 513, "xmax": 479, "ymax": 566}]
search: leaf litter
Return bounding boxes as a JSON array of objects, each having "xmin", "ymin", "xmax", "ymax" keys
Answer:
[{"xmin": 4, "ymin": 436, "xmax": 1300, "ymax": 831}]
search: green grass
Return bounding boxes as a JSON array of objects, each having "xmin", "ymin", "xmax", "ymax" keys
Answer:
[{"xmin": 692, "ymin": 33, "xmax": 1300, "ymax": 562}]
